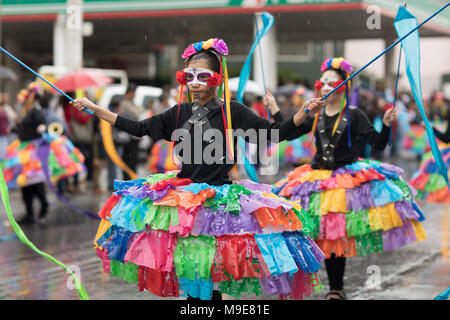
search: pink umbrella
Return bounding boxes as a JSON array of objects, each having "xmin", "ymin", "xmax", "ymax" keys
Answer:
[{"xmin": 54, "ymin": 70, "xmax": 113, "ymax": 92}]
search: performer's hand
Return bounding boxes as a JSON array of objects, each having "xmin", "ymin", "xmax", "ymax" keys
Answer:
[
  {"xmin": 72, "ymin": 97, "xmax": 118, "ymax": 125},
  {"xmin": 383, "ymin": 106, "xmax": 398, "ymax": 126},
  {"xmin": 263, "ymin": 90, "xmax": 280, "ymax": 115},
  {"xmin": 293, "ymin": 98, "xmax": 325, "ymax": 126},
  {"xmin": 71, "ymin": 97, "xmax": 98, "ymax": 113}
]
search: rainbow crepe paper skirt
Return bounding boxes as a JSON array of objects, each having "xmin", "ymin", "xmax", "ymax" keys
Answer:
[
  {"xmin": 94, "ymin": 173, "xmax": 325, "ymax": 300},
  {"xmin": 0, "ymin": 133, "xmax": 85, "ymax": 189},
  {"xmin": 276, "ymin": 159, "xmax": 427, "ymax": 259},
  {"xmin": 410, "ymin": 145, "xmax": 450, "ymax": 204}
]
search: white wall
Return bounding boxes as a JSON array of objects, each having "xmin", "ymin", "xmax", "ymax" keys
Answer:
[{"xmin": 344, "ymin": 37, "xmax": 450, "ymax": 98}]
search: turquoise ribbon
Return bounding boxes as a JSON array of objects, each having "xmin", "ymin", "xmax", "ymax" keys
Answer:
[{"xmin": 237, "ymin": 12, "xmax": 274, "ymax": 182}]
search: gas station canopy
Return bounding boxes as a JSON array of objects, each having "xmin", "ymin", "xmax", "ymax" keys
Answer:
[{"xmin": 1, "ymin": 0, "xmax": 449, "ymax": 42}]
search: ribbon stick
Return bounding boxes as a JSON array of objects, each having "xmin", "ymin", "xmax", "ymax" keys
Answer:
[
  {"xmin": 394, "ymin": 5, "xmax": 450, "ymax": 192},
  {"xmin": 254, "ymin": 13, "xmax": 270, "ymax": 121},
  {"xmin": 0, "ymin": 168, "xmax": 90, "ymax": 300},
  {"xmin": 0, "ymin": 46, "xmax": 93, "ymax": 115},
  {"xmin": 388, "ymin": 46, "xmax": 402, "ymax": 146},
  {"xmin": 237, "ymin": 11, "xmax": 275, "ymax": 182},
  {"xmin": 304, "ymin": 2, "xmax": 449, "ymax": 112}
]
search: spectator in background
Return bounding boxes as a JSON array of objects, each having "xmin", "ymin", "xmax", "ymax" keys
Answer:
[
  {"xmin": 152, "ymin": 92, "xmax": 171, "ymax": 116},
  {"xmin": 108, "ymin": 96, "xmax": 122, "ymax": 191},
  {"xmin": 429, "ymin": 91, "xmax": 446, "ymax": 121},
  {"xmin": 12, "ymin": 87, "xmax": 48, "ymax": 224},
  {"xmin": 0, "ymin": 96, "xmax": 11, "ymax": 156},
  {"xmin": 63, "ymin": 92, "xmax": 94, "ymax": 193},
  {"xmin": 117, "ymin": 83, "xmax": 144, "ymax": 180},
  {"xmin": 251, "ymin": 95, "xmax": 268, "ymax": 119},
  {"xmin": 92, "ymin": 116, "xmax": 108, "ymax": 194},
  {"xmin": 0, "ymin": 92, "xmax": 18, "ymax": 150}
]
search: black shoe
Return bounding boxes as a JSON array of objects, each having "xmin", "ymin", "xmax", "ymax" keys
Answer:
[
  {"xmin": 17, "ymin": 215, "xmax": 35, "ymax": 225},
  {"xmin": 325, "ymin": 291, "xmax": 347, "ymax": 300},
  {"xmin": 39, "ymin": 209, "xmax": 48, "ymax": 219}
]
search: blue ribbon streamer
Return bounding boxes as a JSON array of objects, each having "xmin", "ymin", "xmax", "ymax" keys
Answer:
[
  {"xmin": 237, "ymin": 12, "xmax": 274, "ymax": 183},
  {"xmin": 237, "ymin": 12, "xmax": 274, "ymax": 103},
  {"xmin": 394, "ymin": 5, "xmax": 450, "ymax": 192},
  {"xmin": 304, "ymin": 2, "xmax": 449, "ymax": 113},
  {"xmin": 0, "ymin": 46, "xmax": 93, "ymax": 115}
]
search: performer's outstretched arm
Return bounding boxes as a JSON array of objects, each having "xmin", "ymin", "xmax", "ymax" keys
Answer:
[{"xmin": 71, "ymin": 97, "xmax": 177, "ymax": 141}]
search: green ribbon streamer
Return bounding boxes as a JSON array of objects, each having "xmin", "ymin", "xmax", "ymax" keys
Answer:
[{"xmin": 0, "ymin": 169, "xmax": 89, "ymax": 300}]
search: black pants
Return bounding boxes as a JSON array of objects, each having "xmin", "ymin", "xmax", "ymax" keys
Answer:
[
  {"xmin": 122, "ymin": 140, "xmax": 139, "ymax": 180},
  {"xmin": 21, "ymin": 182, "xmax": 48, "ymax": 218},
  {"xmin": 324, "ymin": 253, "xmax": 346, "ymax": 291},
  {"xmin": 187, "ymin": 290, "xmax": 222, "ymax": 300},
  {"xmin": 74, "ymin": 142, "xmax": 93, "ymax": 182}
]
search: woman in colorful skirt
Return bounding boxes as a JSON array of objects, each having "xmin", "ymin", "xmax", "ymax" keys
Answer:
[
  {"xmin": 71, "ymin": 38, "xmax": 329, "ymax": 300},
  {"xmin": 274, "ymin": 57, "xmax": 427, "ymax": 300},
  {"xmin": 1, "ymin": 83, "xmax": 85, "ymax": 224},
  {"xmin": 410, "ymin": 113, "xmax": 450, "ymax": 203}
]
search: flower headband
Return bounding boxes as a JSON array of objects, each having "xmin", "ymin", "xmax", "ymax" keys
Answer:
[
  {"xmin": 181, "ymin": 38, "xmax": 228, "ymax": 60},
  {"xmin": 320, "ymin": 57, "xmax": 353, "ymax": 76}
]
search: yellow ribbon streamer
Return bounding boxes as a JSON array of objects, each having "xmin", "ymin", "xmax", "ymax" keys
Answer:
[{"xmin": 99, "ymin": 119, "xmax": 138, "ymax": 180}]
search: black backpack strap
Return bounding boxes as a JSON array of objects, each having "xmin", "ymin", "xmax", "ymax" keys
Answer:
[{"xmin": 316, "ymin": 109, "xmax": 349, "ymax": 169}]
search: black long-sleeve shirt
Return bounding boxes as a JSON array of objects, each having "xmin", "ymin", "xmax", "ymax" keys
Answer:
[
  {"xmin": 14, "ymin": 107, "xmax": 46, "ymax": 142},
  {"xmin": 284, "ymin": 107, "xmax": 391, "ymax": 169},
  {"xmin": 114, "ymin": 98, "xmax": 298, "ymax": 185}
]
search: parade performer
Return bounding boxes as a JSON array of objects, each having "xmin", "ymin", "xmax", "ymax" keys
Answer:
[
  {"xmin": 274, "ymin": 57, "xmax": 427, "ymax": 300},
  {"xmin": 146, "ymin": 86, "xmax": 186, "ymax": 174},
  {"xmin": 72, "ymin": 38, "xmax": 328, "ymax": 300},
  {"xmin": 266, "ymin": 89, "xmax": 315, "ymax": 166},
  {"xmin": 0, "ymin": 83, "xmax": 85, "ymax": 224}
]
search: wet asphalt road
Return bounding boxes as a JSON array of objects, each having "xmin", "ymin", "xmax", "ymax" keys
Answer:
[{"xmin": 0, "ymin": 154, "xmax": 448, "ymax": 300}]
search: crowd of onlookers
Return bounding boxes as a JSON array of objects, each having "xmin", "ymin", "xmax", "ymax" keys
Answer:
[
  {"xmin": 245, "ymin": 80, "xmax": 450, "ymax": 162},
  {"xmin": 0, "ymin": 82, "xmax": 178, "ymax": 196},
  {"xmin": 1, "ymin": 78, "xmax": 449, "ymax": 196}
]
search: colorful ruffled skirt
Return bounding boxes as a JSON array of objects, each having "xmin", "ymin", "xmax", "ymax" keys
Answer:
[
  {"xmin": 269, "ymin": 133, "xmax": 315, "ymax": 165},
  {"xmin": 275, "ymin": 159, "xmax": 427, "ymax": 258},
  {"xmin": 0, "ymin": 133, "xmax": 85, "ymax": 189},
  {"xmin": 94, "ymin": 173, "xmax": 325, "ymax": 300},
  {"xmin": 146, "ymin": 140, "xmax": 180, "ymax": 174},
  {"xmin": 410, "ymin": 144, "xmax": 450, "ymax": 204}
]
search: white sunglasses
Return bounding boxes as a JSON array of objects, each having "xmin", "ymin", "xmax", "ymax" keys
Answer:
[{"xmin": 183, "ymin": 67, "xmax": 214, "ymax": 85}]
